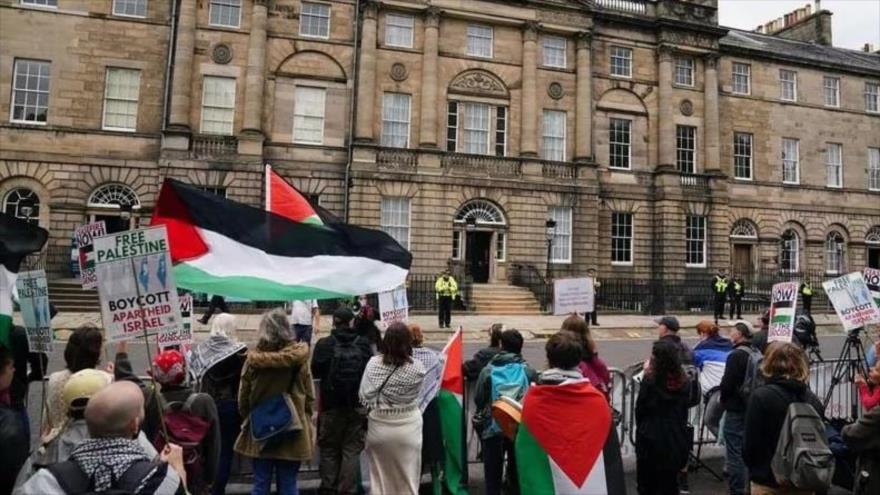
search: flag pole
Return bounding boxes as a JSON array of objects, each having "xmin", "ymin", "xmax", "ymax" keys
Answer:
[{"xmin": 459, "ymin": 326, "xmax": 469, "ymax": 487}]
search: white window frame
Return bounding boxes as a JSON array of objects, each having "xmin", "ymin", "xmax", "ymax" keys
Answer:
[
  {"xmin": 732, "ymin": 62, "xmax": 751, "ymax": 95},
  {"xmin": 609, "ymin": 46, "xmax": 632, "ymax": 78},
  {"xmin": 208, "ymin": 0, "xmax": 241, "ymax": 28},
  {"xmin": 869, "ymin": 147, "xmax": 880, "ymax": 191},
  {"xmin": 733, "ymin": 132, "xmax": 753, "ymax": 180},
  {"xmin": 782, "ymin": 138, "xmax": 800, "ymax": 184},
  {"xmin": 825, "ymin": 231, "xmax": 845, "ymax": 275},
  {"xmin": 611, "ymin": 212, "xmax": 633, "ymax": 265},
  {"xmin": 102, "ymin": 68, "xmax": 141, "ymax": 132},
  {"xmin": 676, "ymin": 125, "xmax": 697, "ymax": 174},
  {"xmin": 380, "ymin": 196, "xmax": 411, "ymax": 250},
  {"xmin": 200, "ymin": 76, "xmax": 236, "ymax": 135},
  {"xmin": 112, "ymin": 0, "xmax": 147, "ymax": 18},
  {"xmin": 685, "ymin": 215, "xmax": 707, "ymax": 268},
  {"xmin": 452, "ymin": 230, "xmax": 462, "ymax": 260},
  {"xmin": 542, "ymin": 35, "xmax": 566, "ymax": 68},
  {"xmin": 608, "ymin": 118, "xmax": 631, "ymax": 170},
  {"xmin": 779, "ymin": 69, "xmax": 797, "ymax": 102},
  {"xmin": 381, "ymin": 92, "xmax": 411, "ymax": 148},
  {"xmin": 300, "ymin": 2, "xmax": 331, "ymax": 39},
  {"xmin": 495, "ymin": 232, "xmax": 506, "ymax": 262},
  {"xmin": 10, "ymin": 59, "xmax": 50, "ymax": 125},
  {"xmin": 541, "ymin": 110, "xmax": 566, "ymax": 161},
  {"xmin": 826, "ymin": 142, "xmax": 843, "ymax": 188},
  {"xmin": 292, "ymin": 86, "xmax": 326, "ymax": 145},
  {"xmin": 674, "ymin": 57, "xmax": 694, "ymax": 87},
  {"xmin": 461, "ymin": 102, "xmax": 491, "ymax": 155},
  {"xmin": 780, "ymin": 230, "xmax": 800, "ymax": 273},
  {"xmin": 866, "ymin": 82, "xmax": 880, "ymax": 113},
  {"xmin": 384, "ymin": 12, "xmax": 414, "ymax": 48},
  {"xmin": 823, "ymin": 76, "xmax": 840, "ymax": 107},
  {"xmin": 549, "ymin": 206, "xmax": 572, "ymax": 263},
  {"xmin": 20, "ymin": 0, "xmax": 57, "ymax": 8},
  {"xmin": 495, "ymin": 106, "xmax": 507, "ymax": 157},
  {"xmin": 466, "ymin": 24, "xmax": 493, "ymax": 58}
]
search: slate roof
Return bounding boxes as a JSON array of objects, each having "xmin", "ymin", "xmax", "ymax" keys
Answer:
[{"xmin": 720, "ymin": 28, "xmax": 880, "ymax": 75}]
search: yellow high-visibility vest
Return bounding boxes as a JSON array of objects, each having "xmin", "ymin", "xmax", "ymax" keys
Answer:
[
  {"xmin": 714, "ymin": 277, "xmax": 728, "ymax": 293},
  {"xmin": 802, "ymin": 284, "xmax": 813, "ymax": 296},
  {"xmin": 435, "ymin": 276, "xmax": 459, "ymax": 298}
]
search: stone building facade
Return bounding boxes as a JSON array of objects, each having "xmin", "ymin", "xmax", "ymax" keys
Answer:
[{"xmin": 1, "ymin": 0, "xmax": 879, "ymax": 285}]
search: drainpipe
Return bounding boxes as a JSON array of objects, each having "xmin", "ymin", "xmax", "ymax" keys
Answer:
[
  {"xmin": 343, "ymin": 0, "xmax": 363, "ymax": 222},
  {"xmin": 161, "ymin": 0, "xmax": 180, "ymax": 132}
]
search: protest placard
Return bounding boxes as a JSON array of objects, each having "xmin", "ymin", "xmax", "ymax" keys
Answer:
[
  {"xmin": 74, "ymin": 221, "xmax": 107, "ymax": 289},
  {"xmin": 553, "ymin": 277, "xmax": 594, "ymax": 316},
  {"xmin": 379, "ymin": 285, "xmax": 408, "ymax": 323},
  {"xmin": 823, "ymin": 272, "xmax": 880, "ymax": 332},
  {"xmin": 94, "ymin": 225, "xmax": 182, "ymax": 342},
  {"xmin": 768, "ymin": 281, "xmax": 799, "ymax": 343},
  {"xmin": 15, "ymin": 269, "xmax": 53, "ymax": 352},
  {"xmin": 864, "ymin": 267, "xmax": 880, "ymax": 308},
  {"xmin": 158, "ymin": 294, "xmax": 193, "ymax": 350}
]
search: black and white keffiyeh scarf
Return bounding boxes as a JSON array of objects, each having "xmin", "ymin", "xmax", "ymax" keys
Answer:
[{"xmin": 70, "ymin": 438, "xmax": 153, "ymax": 491}]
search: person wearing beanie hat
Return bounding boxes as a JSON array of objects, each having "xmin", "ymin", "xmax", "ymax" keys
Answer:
[{"xmin": 151, "ymin": 349, "xmax": 187, "ymax": 387}]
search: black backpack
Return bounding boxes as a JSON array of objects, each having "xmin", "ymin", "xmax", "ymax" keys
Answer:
[
  {"xmin": 46, "ymin": 459, "xmax": 164, "ymax": 494},
  {"xmin": 326, "ymin": 335, "xmax": 370, "ymax": 408}
]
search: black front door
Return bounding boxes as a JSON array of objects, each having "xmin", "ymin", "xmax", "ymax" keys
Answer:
[
  {"xmin": 95, "ymin": 214, "xmax": 130, "ymax": 234},
  {"xmin": 869, "ymin": 247, "xmax": 880, "ymax": 269},
  {"xmin": 466, "ymin": 231, "xmax": 492, "ymax": 283}
]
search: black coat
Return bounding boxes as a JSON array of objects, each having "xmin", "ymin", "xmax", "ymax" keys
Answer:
[
  {"xmin": 0, "ymin": 403, "xmax": 28, "ymax": 494},
  {"xmin": 311, "ymin": 326, "xmax": 373, "ymax": 411},
  {"xmin": 635, "ymin": 373, "xmax": 691, "ymax": 472},
  {"xmin": 463, "ymin": 346, "xmax": 501, "ymax": 382},
  {"xmin": 743, "ymin": 377, "xmax": 824, "ymax": 487},
  {"xmin": 720, "ymin": 341, "xmax": 755, "ymax": 413},
  {"xmin": 843, "ymin": 405, "xmax": 880, "ymax": 495}
]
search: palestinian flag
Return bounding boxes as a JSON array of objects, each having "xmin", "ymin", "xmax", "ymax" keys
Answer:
[
  {"xmin": 770, "ymin": 281, "xmax": 798, "ymax": 326},
  {"xmin": 0, "ymin": 213, "xmax": 48, "ymax": 347},
  {"xmin": 265, "ymin": 164, "xmax": 323, "ymax": 225},
  {"xmin": 150, "ymin": 179, "xmax": 411, "ymax": 301},
  {"xmin": 515, "ymin": 380, "xmax": 626, "ymax": 494},
  {"xmin": 437, "ymin": 328, "xmax": 468, "ymax": 495}
]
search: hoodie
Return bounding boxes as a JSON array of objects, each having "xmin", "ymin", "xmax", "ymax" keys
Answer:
[{"xmin": 694, "ymin": 334, "xmax": 734, "ymax": 392}]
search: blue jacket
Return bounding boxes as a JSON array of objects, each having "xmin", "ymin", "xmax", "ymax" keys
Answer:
[{"xmin": 693, "ymin": 335, "xmax": 734, "ymax": 369}]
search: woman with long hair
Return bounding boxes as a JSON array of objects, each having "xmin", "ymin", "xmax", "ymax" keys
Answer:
[
  {"xmin": 635, "ymin": 339, "xmax": 691, "ymax": 495},
  {"xmin": 409, "ymin": 324, "xmax": 444, "ymax": 487},
  {"xmin": 43, "ymin": 324, "xmax": 109, "ymax": 432},
  {"xmin": 561, "ymin": 314, "xmax": 611, "ymax": 397},
  {"xmin": 234, "ymin": 309, "xmax": 313, "ymax": 495},
  {"xmin": 359, "ymin": 322, "xmax": 426, "ymax": 494}
]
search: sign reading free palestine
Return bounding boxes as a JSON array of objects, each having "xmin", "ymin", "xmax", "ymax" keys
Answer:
[{"xmin": 93, "ymin": 226, "xmax": 182, "ymax": 342}]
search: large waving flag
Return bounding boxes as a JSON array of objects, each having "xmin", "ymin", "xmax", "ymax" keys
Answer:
[
  {"xmin": 150, "ymin": 179, "xmax": 411, "ymax": 301},
  {"xmin": 438, "ymin": 328, "xmax": 469, "ymax": 494},
  {"xmin": 265, "ymin": 164, "xmax": 323, "ymax": 225},
  {"xmin": 1, "ymin": 213, "xmax": 48, "ymax": 347},
  {"xmin": 515, "ymin": 380, "xmax": 626, "ymax": 494}
]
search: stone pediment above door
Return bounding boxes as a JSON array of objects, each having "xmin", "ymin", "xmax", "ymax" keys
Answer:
[{"xmin": 448, "ymin": 69, "xmax": 510, "ymax": 99}]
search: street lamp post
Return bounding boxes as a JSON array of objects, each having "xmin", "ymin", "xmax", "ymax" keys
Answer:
[
  {"xmin": 464, "ymin": 217, "xmax": 477, "ymax": 280},
  {"xmin": 545, "ymin": 219, "xmax": 557, "ymax": 280}
]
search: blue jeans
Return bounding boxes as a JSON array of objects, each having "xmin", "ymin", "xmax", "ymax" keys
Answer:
[
  {"xmin": 252, "ymin": 458, "xmax": 301, "ymax": 495},
  {"xmin": 293, "ymin": 324, "xmax": 313, "ymax": 345},
  {"xmin": 723, "ymin": 410, "xmax": 747, "ymax": 495},
  {"xmin": 212, "ymin": 400, "xmax": 240, "ymax": 495}
]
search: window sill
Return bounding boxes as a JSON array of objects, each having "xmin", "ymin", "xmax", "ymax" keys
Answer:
[
  {"xmin": 101, "ymin": 126, "xmax": 137, "ymax": 133},
  {"xmin": 826, "ymin": 184, "xmax": 843, "ymax": 189},
  {"xmin": 685, "ymin": 264, "xmax": 707, "ymax": 269},
  {"xmin": 300, "ymin": 33, "xmax": 331, "ymax": 41},
  {"xmin": 782, "ymin": 181, "xmax": 800, "ymax": 186},
  {"xmin": 9, "ymin": 120, "xmax": 47, "ymax": 126},
  {"xmin": 611, "ymin": 261, "xmax": 633, "ymax": 267},
  {"xmin": 731, "ymin": 91, "xmax": 751, "ymax": 96},
  {"xmin": 112, "ymin": 13, "xmax": 146, "ymax": 20},
  {"xmin": 609, "ymin": 74, "xmax": 632, "ymax": 80},
  {"xmin": 733, "ymin": 176, "xmax": 754, "ymax": 182}
]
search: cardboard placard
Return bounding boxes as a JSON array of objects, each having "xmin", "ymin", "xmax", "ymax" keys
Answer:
[
  {"xmin": 15, "ymin": 270, "xmax": 53, "ymax": 352},
  {"xmin": 74, "ymin": 221, "xmax": 107, "ymax": 289},
  {"xmin": 768, "ymin": 281, "xmax": 799, "ymax": 343},
  {"xmin": 823, "ymin": 272, "xmax": 880, "ymax": 331},
  {"xmin": 864, "ymin": 267, "xmax": 880, "ymax": 308},
  {"xmin": 379, "ymin": 285, "xmax": 409, "ymax": 323},
  {"xmin": 553, "ymin": 277, "xmax": 595, "ymax": 316},
  {"xmin": 158, "ymin": 294, "xmax": 193, "ymax": 349}
]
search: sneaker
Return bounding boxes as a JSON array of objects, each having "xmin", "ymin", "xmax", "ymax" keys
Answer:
[{"xmin": 678, "ymin": 471, "xmax": 690, "ymax": 494}]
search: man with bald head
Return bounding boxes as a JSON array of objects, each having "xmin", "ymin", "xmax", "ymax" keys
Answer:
[{"xmin": 18, "ymin": 381, "xmax": 186, "ymax": 494}]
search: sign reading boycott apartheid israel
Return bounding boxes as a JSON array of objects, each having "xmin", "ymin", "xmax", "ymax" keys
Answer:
[
  {"xmin": 15, "ymin": 270, "xmax": 53, "ymax": 352},
  {"xmin": 864, "ymin": 267, "xmax": 880, "ymax": 308},
  {"xmin": 553, "ymin": 277, "xmax": 594, "ymax": 316},
  {"xmin": 379, "ymin": 285, "xmax": 408, "ymax": 323},
  {"xmin": 158, "ymin": 294, "xmax": 193, "ymax": 349},
  {"xmin": 94, "ymin": 226, "xmax": 181, "ymax": 342},
  {"xmin": 75, "ymin": 221, "xmax": 107, "ymax": 289},
  {"xmin": 823, "ymin": 272, "xmax": 880, "ymax": 332},
  {"xmin": 768, "ymin": 281, "xmax": 799, "ymax": 343}
]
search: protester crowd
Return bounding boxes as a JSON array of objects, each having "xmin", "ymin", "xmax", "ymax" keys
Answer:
[{"xmin": 2, "ymin": 296, "xmax": 880, "ymax": 495}]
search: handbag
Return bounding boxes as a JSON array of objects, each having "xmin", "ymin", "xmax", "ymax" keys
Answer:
[
  {"xmin": 250, "ymin": 366, "xmax": 302, "ymax": 450},
  {"xmin": 366, "ymin": 365, "xmax": 399, "ymax": 413}
]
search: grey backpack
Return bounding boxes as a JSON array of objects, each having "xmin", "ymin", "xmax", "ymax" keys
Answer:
[
  {"xmin": 738, "ymin": 345, "xmax": 764, "ymax": 400},
  {"xmin": 770, "ymin": 387, "xmax": 834, "ymax": 491}
]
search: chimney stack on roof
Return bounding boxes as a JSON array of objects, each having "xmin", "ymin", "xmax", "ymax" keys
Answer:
[
  {"xmin": 864, "ymin": 43, "xmax": 875, "ymax": 53},
  {"xmin": 751, "ymin": 1, "xmax": 832, "ymax": 46}
]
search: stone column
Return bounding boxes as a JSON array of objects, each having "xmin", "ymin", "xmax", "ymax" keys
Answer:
[
  {"xmin": 242, "ymin": 0, "xmax": 268, "ymax": 134},
  {"xmin": 703, "ymin": 54, "xmax": 720, "ymax": 172},
  {"xmin": 355, "ymin": 1, "xmax": 378, "ymax": 142},
  {"xmin": 657, "ymin": 45, "xmax": 675, "ymax": 167},
  {"xmin": 574, "ymin": 31, "xmax": 593, "ymax": 162},
  {"xmin": 519, "ymin": 21, "xmax": 539, "ymax": 157},
  {"xmin": 168, "ymin": 0, "xmax": 196, "ymax": 131},
  {"xmin": 418, "ymin": 8, "xmax": 441, "ymax": 147}
]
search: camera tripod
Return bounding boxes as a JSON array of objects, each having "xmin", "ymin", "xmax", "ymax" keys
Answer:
[{"xmin": 822, "ymin": 327, "xmax": 869, "ymax": 420}]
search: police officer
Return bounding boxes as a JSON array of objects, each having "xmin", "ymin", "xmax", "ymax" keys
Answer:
[
  {"xmin": 799, "ymin": 281, "xmax": 814, "ymax": 316},
  {"xmin": 728, "ymin": 274, "xmax": 745, "ymax": 320},
  {"xmin": 711, "ymin": 268, "xmax": 729, "ymax": 324},
  {"xmin": 435, "ymin": 270, "xmax": 459, "ymax": 328}
]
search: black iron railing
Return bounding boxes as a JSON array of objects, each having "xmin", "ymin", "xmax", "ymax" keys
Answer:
[{"xmin": 508, "ymin": 263, "xmax": 553, "ymax": 311}]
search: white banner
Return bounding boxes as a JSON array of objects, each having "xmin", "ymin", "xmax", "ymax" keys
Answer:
[
  {"xmin": 74, "ymin": 221, "xmax": 107, "ymax": 289},
  {"xmin": 15, "ymin": 270, "xmax": 53, "ymax": 353},
  {"xmin": 864, "ymin": 267, "xmax": 880, "ymax": 308},
  {"xmin": 822, "ymin": 272, "xmax": 880, "ymax": 331},
  {"xmin": 94, "ymin": 226, "xmax": 182, "ymax": 342},
  {"xmin": 553, "ymin": 277, "xmax": 594, "ymax": 316},
  {"xmin": 768, "ymin": 281, "xmax": 799, "ymax": 343},
  {"xmin": 158, "ymin": 294, "xmax": 193, "ymax": 350},
  {"xmin": 379, "ymin": 285, "xmax": 408, "ymax": 323}
]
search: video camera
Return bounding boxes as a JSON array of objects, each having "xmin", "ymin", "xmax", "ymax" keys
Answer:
[{"xmin": 793, "ymin": 313, "xmax": 820, "ymax": 353}]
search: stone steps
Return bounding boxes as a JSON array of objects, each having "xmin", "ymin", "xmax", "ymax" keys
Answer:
[
  {"xmin": 48, "ymin": 279, "xmax": 101, "ymax": 312},
  {"xmin": 469, "ymin": 284, "xmax": 542, "ymax": 315}
]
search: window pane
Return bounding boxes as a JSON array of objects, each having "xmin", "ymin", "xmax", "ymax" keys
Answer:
[
  {"xmin": 201, "ymin": 76, "xmax": 236, "ymax": 135},
  {"xmin": 865, "ymin": 82, "xmax": 879, "ymax": 113},
  {"xmin": 113, "ymin": 0, "xmax": 147, "ymax": 17},
  {"xmin": 825, "ymin": 143, "xmax": 842, "ymax": 187},
  {"xmin": 2, "ymin": 188, "xmax": 41, "ymax": 224},
  {"xmin": 21, "ymin": 0, "xmax": 57, "ymax": 6},
  {"xmin": 542, "ymin": 36, "xmax": 566, "ymax": 68},
  {"xmin": 733, "ymin": 132, "xmax": 752, "ymax": 179},
  {"xmin": 783, "ymin": 138, "xmax": 799, "ymax": 183},
  {"xmin": 823, "ymin": 77, "xmax": 839, "ymax": 106},
  {"xmin": 780, "ymin": 69, "xmax": 797, "ymax": 101},
  {"xmin": 462, "ymin": 103, "xmax": 490, "ymax": 154},
  {"xmin": 732, "ymin": 63, "xmax": 750, "ymax": 94},
  {"xmin": 609, "ymin": 118, "xmax": 631, "ymax": 169},
  {"xmin": 300, "ymin": 2, "xmax": 331, "ymax": 38},
  {"xmin": 869, "ymin": 148, "xmax": 880, "ymax": 191},
  {"xmin": 385, "ymin": 13, "xmax": 414, "ymax": 47},
  {"xmin": 495, "ymin": 106, "xmax": 507, "ymax": 157},
  {"xmin": 549, "ymin": 206, "xmax": 572, "ymax": 263},
  {"xmin": 467, "ymin": 24, "xmax": 493, "ymax": 58},
  {"xmin": 825, "ymin": 232, "xmax": 844, "ymax": 274},
  {"xmin": 381, "ymin": 197, "xmax": 410, "ymax": 249},
  {"xmin": 610, "ymin": 46, "xmax": 632, "ymax": 77},
  {"xmin": 496, "ymin": 232, "xmax": 506, "ymax": 261},
  {"xmin": 541, "ymin": 110, "xmax": 565, "ymax": 161},
  {"xmin": 611, "ymin": 212, "xmax": 633, "ymax": 263},
  {"xmin": 103, "ymin": 68, "xmax": 141, "ymax": 130},
  {"xmin": 381, "ymin": 93, "xmax": 411, "ymax": 148},
  {"xmin": 11, "ymin": 59, "xmax": 50, "ymax": 124},
  {"xmin": 674, "ymin": 57, "xmax": 693, "ymax": 86},
  {"xmin": 676, "ymin": 125, "xmax": 696, "ymax": 173},
  {"xmin": 446, "ymin": 101, "xmax": 458, "ymax": 152},
  {"xmin": 686, "ymin": 216, "xmax": 706, "ymax": 266},
  {"xmin": 293, "ymin": 86, "xmax": 326, "ymax": 144},
  {"xmin": 780, "ymin": 230, "xmax": 799, "ymax": 272},
  {"xmin": 209, "ymin": 0, "xmax": 241, "ymax": 28}
]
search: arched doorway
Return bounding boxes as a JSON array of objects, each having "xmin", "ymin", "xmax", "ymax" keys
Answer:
[
  {"xmin": 454, "ymin": 200, "xmax": 507, "ymax": 283},
  {"xmin": 729, "ymin": 219, "xmax": 758, "ymax": 279},
  {"xmin": 88, "ymin": 184, "xmax": 141, "ymax": 233}
]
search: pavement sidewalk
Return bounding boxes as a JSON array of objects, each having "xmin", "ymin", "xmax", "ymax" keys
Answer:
[{"xmin": 26, "ymin": 310, "xmax": 845, "ymax": 343}]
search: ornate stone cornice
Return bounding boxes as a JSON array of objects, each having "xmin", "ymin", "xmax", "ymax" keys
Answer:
[
  {"xmin": 576, "ymin": 30, "xmax": 593, "ymax": 50},
  {"xmin": 703, "ymin": 53, "xmax": 720, "ymax": 69},
  {"xmin": 424, "ymin": 6, "xmax": 441, "ymax": 28},
  {"xmin": 253, "ymin": 0, "xmax": 269, "ymax": 7},
  {"xmin": 362, "ymin": 0, "xmax": 379, "ymax": 20},
  {"xmin": 523, "ymin": 21, "xmax": 541, "ymax": 42},
  {"xmin": 657, "ymin": 44, "xmax": 675, "ymax": 62},
  {"xmin": 449, "ymin": 69, "xmax": 509, "ymax": 98}
]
